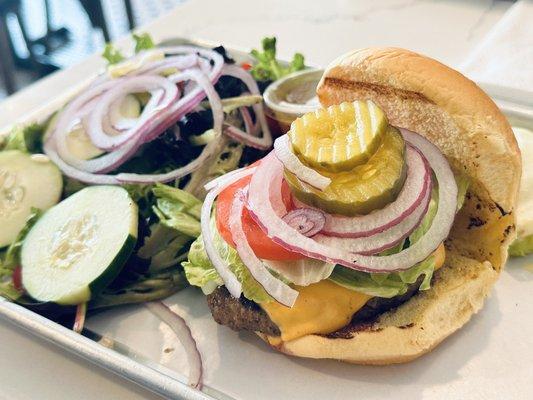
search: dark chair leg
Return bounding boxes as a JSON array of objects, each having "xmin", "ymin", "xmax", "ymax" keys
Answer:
[
  {"xmin": 0, "ymin": 18, "xmax": 17, "ymax": 94},
  {"xmin": 125, "ymin": 0, "xmax": 135, "ymax": 30},
  {"xmin": 15, "ymin": 3, "xmax": 38, "ymax": 67},
  {"xmin": 79, "ymin": 0, "xmax": 111, "ymax": 42}
]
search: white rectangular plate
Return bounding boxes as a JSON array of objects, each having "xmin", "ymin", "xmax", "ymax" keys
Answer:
[{"xmin": 1, "ymin": 38, "xmax": 532, "ymax": 400}]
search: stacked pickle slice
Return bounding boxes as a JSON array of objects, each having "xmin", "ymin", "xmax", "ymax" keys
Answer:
[{"xmin": 285, "ymin": 100, "xmax": 407, "ymax": 216}]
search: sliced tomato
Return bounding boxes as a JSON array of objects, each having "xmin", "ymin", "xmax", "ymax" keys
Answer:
[{"xmin": 216, "ymin": 175, "xmax": 303, "ymax": 261}]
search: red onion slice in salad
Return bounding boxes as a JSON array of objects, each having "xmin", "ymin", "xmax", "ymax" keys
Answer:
[
  {"xmin": 201, "ymin": 167, "xmax": 258, "ymax": 298},
  {"xmin": 145, "ymin": 301, "xmax": 203, "ymax": 389},
  {"xmin": 282, "ymin": 208, "xmax": 326, "ymax": 237},
  {"xmin": 319, "ymin": 144, "xmax": 431, "ymax": 238},
  {"xmin": 313, "ymin": 180, "xmax": 432, "ymax": 254},
  {"xmin": 160, "ymin": 45, "xmax": 224, "ymax": 83},
  {"xmin": 274, "ymin": 135, "xmax": 331, "ymax": 190},
  {"xmin": 45, "ymin": 69, "xmax": 223, "ymax": 185},
  {"xmin": 131, "ymin": 53, "xmax": 199, "ymax": 76},
  {"xmin": 50, "ymin": 78, "xmax": 147, "ymax": 174},
  {"xmin": 247, "ymin": 130, "xmax": 457, "ymax": 272},
  {"xmin": 239, "ymin": 106, "xmax": 260, "ymax": 137},
  {"xmin": 219, "ymin": 64, "xmax": 273, "ymax": 150},
  {"xmin": 229, "ymin": 189, "xmax": 298, "ymax": 307},
  {"xmin": 85, "ymin": 75, "xmax": 179, "ymax": 151},
  {"xmin": 116, "ymin": 69, "xmax": 223, "ymax": 184}
]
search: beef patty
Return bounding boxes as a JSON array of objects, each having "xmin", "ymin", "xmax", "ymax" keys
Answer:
[{"xmin": 206, "ymin": 277, "xmax": 423, "ymax": 338}]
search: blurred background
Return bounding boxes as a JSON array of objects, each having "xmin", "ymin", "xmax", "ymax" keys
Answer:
[{"xmin": 0, "ymin": 0, "xmax": 185, "ymax": 98}]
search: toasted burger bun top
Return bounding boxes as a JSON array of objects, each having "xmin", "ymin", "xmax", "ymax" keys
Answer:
[{"xmin": 317, "ymin": 47, "xmax": 521, "ymax": 270}]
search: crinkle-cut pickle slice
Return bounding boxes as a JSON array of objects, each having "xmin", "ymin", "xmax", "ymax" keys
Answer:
[
  {"xmin": 285, "ymin": 126, "xmax": 407, "ymax": 216},
  {"xmin": 288, "ymin": 100, "xmax": 388, "ymax": 172}
]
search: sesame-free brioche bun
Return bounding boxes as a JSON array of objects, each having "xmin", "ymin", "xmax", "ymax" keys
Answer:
[{"xmin": 257, "ymin": 47, "xmax": 521, "ymax": 364}]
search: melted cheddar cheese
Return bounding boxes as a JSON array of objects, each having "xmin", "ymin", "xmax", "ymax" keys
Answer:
[{"xmin": 261, "ymin": 244, "xmax": 446, "ymax": 343}]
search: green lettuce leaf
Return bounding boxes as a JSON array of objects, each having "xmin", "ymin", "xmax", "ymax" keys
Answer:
[
  {"xmin": 152, "ymin": 183, "xmax": 202, "ymax": 237},
  {"xmin": 250, "ymin": 37, "xmax": 305, "ymax": 81},
  {"xmin": 1, "ymin": 123, "xmax": 45, "ymax": 153},
  {"xmin": 330, "ymin": 254, "xmax": 436, "ymax": 298},
  {"xmin": 133, "ymin": 32, "xmax": 155, "ymax": 53},
  {"xmin": 407, "ymin": 187, "xmax": 439, "ymax": 246},
  {"xmin": 102, "ymin": 43, "xmax": 125, "ymax": 65},
  {"xmin": 0, "ymin": 209, "xmax": 41, "ymax": 301},
  {"xmin": 182, "ymin": 218, "xmax": 272, "ymax": 303},
  {"xmin": 509, "ymin": 234, "xmax": 533, "ymax": 257},
  {"xmin": 2, "ymin": 209, "xmax": 41, "ymax": 271},
  {"xmin": 455, "ymin": 173, "xmax": 470, "ymax": 211}
]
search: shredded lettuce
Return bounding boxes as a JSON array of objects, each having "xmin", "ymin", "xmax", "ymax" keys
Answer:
[
  {"xmin": 182, "ymin": 218, "xmax": 272, "ymax": 302},
  {"xmin": 250, "ymin": 37, "xmax": 305, "ymax": 81}
]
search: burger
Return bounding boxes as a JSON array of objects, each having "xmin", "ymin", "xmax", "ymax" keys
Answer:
[{"xmin": 182, "ymin": 48, "xmax": 521, "ymax": 364}]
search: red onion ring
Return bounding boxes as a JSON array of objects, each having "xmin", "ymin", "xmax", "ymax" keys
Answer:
[
  {"xmin": 282, "ymin": 208, "xmax": 326, "ymax": 237},
  {"xmin": 50, "ymin": 78, "xmax": 147, "ymax": 174},
  {"xmin": 106, "ymin": 91, "xmax": 161, "ymax": 133},
  {"xmin": 219, "ymin": 64, "xmax": 272, "ymax": 150},
  {"xmin": 318, "ymin": 144, "xmax": 431, "ymax": 238},
  {"xmin": 116, "ymin": 69, "xmax": 223, "ymax": 184},
  {"xmin": 274, "ymin": 135, "xmax": 331, "ymax": 190},
  {"xmin": 230, "ymin": 189, "xmax": 298, "ymax": 307},
  {"xmin": 247, "ymin": 131, "xmax": 457, "ymax": 273},
  {"xmin": 201, "ymin": 167, "xmax": 258, "ymax": 298},
  {"xmin": 132, "ymin": 54, "xmax": 199, "ymax": 76},
  {"xmin": 239, "ymin": 105, "xmax": 260, "ymax": 137},
  {"xmin": 44, "ymin": 46, "xmax": 260, "ymax": 185},
  {"xmin": 45, "ymin": 69, "xmax": 223, "ymax": 185},
  {"xmin": 85, "ymin": 75, "xmax": 179, "ymax": 151},
  {"xmin": 160, "ymin": 46, "xmax": 224, "ymax": 83},
  {"xmin": 145, "ymin": 301, "xmax": 203, "ymax": 389},
  {"xmin": 313, "ymin": 180, "xmax": 432, "ymax": 254},
  {"xmin": 203, "ymin": 165, "xmax": 258, "ymax": 192}
]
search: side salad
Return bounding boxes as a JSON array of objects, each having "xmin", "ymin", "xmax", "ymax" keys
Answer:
[{"xmin": 0, "ymin": 33, "xmax": 305, "ymax": 340}]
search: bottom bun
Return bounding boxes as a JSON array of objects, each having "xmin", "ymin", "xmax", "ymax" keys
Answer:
[{"xmin": 257, "ymin": 251, "xmax": 498, "ymax": 365}]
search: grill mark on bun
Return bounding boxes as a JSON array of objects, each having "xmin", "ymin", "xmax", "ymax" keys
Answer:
[{"xmin": 323, "ymin": 77, "xmax": 433, "ymax": 104}]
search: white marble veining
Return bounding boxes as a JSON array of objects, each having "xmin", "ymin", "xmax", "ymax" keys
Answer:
[{"xmin": 0, "ymin": 1, "xmax": 521, "ymax": 400}]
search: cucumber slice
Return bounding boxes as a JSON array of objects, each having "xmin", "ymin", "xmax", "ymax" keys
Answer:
[
  {"xmin": 0, "ymin": 150, "xmax": 63, "ymax": 247},
  {"xmin": 21, "ymin": 186, "xmax": 138, "ymax": 305}
]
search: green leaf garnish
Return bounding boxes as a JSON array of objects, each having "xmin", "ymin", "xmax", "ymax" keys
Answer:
[
  {"xmin": 133, "ymin": 32, "xmax": 155, "ymax": 53},
  {"xmin": 102, "ymin": 43, "xmax": 125, "ymax": 65},
  {"xmin": 250, "ymin": 36, "xmax": 306, "ymax": 81}
]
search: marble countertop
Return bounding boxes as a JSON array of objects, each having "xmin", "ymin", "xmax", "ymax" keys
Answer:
[{"xmin": 0, "ymin": 1, "xmax": 514, "ymax": 399}]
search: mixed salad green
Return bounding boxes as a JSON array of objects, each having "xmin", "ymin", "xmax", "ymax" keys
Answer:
[{"xmin": 0, "ymin": 34, "xmax": 305, "ymax": 328}]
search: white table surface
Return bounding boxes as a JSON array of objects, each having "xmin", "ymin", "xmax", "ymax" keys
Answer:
[{"xmin": 0, "ymin": 1, "xmax": 516, "ymax": 399}]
